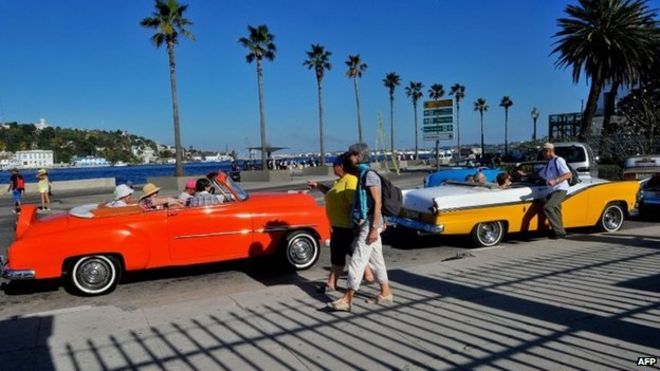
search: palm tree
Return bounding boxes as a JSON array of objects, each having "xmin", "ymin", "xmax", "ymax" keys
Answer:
[
  {"xmin": 499, "ymin": 96, "xmax": 513, "ymax": 156},
  {"xmin": 552, "ymin": 0, "xmax": 659, "ymax": 142},
  {"xmin": 531, "ymin": 107, "xmax": 540, "ymax": 142},
  {"xmin": 474, "ymin": 98, "xmax": 488, "ymax": 158},
  {"xmin": 405, "ymin": 81, "xmax": 424, "ymax": 159},
  {"xmin": 383, "ymin": 72, "xmax": 401, "ymax": 154},
  {"xmin": 345, "ymin": 55, "xmax": 368, "ymax": 142},
  {"xmin": 140, "ymin": 0, "xmax": 194, "ymax": 177},
  {"xmin": 428, "ymin": 84, "xmax": 445, "ymax": 100},
  {"xmin": 239, "ymin": 25, "xmax": 276, "ymax": 173},
  {"xmin": 304, "ymin": 44, "xmax": 331, "ymax": 166},
  {"xmin": 450, "ymin": 84, "xmax": 466, "ymax": 158}
]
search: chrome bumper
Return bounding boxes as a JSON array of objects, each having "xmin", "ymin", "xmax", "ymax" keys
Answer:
[
  {"xmin": 0, "ymin": 255, "xmax": 35, "ymax": 280},
  {"xmin": 386, "ymin": 216, "xmax": 444, "ymax": 234}
]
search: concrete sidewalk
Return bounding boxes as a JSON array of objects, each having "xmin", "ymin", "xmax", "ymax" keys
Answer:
[{"xmin": 1, "ymin": 225, "xmax": 659, "ymax": 370}]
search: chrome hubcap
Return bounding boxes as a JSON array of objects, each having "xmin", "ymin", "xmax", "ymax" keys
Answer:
[
  {"xmin": 289, "ymin": 237, "xmax": 315, "ymax": 265},
  {"xmin": 478, "ymin": 223, "xmax": 501, "ymax": 245},
  {"xmin": 77, "ymin": 259, "xmax": 111, "ymax": 290},
  {"xmin": 604, "ymin": 207, "xmax": 623, "ymax": 231}
]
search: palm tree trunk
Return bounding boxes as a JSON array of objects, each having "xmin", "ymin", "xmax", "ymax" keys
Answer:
[
  {"xmin": 504, "ymin": 108, "xmax": 509, "ymax": 156},
  {"xmin": 317, "ymin": 78, "xmax": 325, "ymax": 166},
  {"xmin": 480, "ymin": 112, "xmax": 485, "ymax": 158},
  {"xmin": 413, "ymin": 100, "xmax": 419, "ymax": 160},
  {"xmin": 256, "ymin": 59, "xmax": 268, "ymax": 173},
  {"xmin": 599, "ymin": 81, "xmax": 620, "ymax": 159},
  {"xmin": 353, "ymin": 77, "xmax": 363, "ymax": 143},
  {"xmin": 167, "ymin": 42, "xmax": 184, "ymax": 177},
  {"xmin": 533, "ymin": 117, "xmax": 537, "ymax": 142},
  {"xmin": 579, "ymin": 72, "xmax": 604, "ymax": 142},
  {"xmin": 390, "ymin": 94, "xmax": 395, "ymax": 155},
  {"xmin": 456, "ymin": 102, "xmax": 461, "ymax": 160}
]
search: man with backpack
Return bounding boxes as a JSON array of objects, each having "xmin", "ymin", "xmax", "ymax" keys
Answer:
[
  {"xmin": 7, "ymin": 168, "xmax": 26, "ymax": 214},
  {"xmin": 329, "ymin": 143, "xmax": 394, "ymax": 312},
  {"xmin": 538, "ymin": 142, "xmax": 573, "ymax": 239}
]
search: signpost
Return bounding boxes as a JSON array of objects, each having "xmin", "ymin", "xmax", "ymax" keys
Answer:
[{"xmin": 423, "ymin": 99, "xmax": 454, "ymax": 167}]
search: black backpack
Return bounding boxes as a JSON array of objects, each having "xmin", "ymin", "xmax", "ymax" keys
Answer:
[
  {"xmin": 362, "ymin": 170, "xmax": 403, "ymax": 216},
  {"xmin": 553, "ymin": 157, "xmax": 581, "ymax": 186}
]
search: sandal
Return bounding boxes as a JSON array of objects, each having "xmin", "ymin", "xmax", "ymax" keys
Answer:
[
  {"xmin": 328, "ymin": 298, "xmax": 351, "ymax": 312},
  {"xmin": 366, "ymin": 293, "xmax": 394, "ymax": 304}
]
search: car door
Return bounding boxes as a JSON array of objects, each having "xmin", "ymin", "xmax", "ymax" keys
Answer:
[{"xmin": 167, "ymin": 201, "xmax": 253, "ymax": 264}]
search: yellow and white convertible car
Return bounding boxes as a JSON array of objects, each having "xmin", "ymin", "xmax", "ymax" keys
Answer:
[{"xmin": 392, "ymin": 168, "xmax": 640, "ymax": 247}]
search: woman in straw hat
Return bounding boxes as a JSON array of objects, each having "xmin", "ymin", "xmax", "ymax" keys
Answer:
[
  {"xmin": 36, "ymin": 169, "xmax": 51, "ymax": 211},
  {"xmin": 138, "ymin": 183, "xmax": 183, "ymax": 210}
]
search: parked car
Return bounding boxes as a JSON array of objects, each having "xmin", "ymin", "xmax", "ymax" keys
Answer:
[
  {"xmin": 1, "ymin": 172, "xmax": 330, "ymax": 296},
  {"xmin": 391, "ymin": 163, "xmax": 639, "ymax": 247},
  {"xmin": 425, "ymin": 167, "xmax": 501, "ymax": 187},
  {"xmin": 623, "ymin": 155, "xmax": 660, "ymax": 216}
]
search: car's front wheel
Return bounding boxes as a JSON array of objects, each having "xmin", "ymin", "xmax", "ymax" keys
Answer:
[
  {"xmin": 471, "ymin": 221, "xmax": 505, "ymax": 247},
  {"xmin": 597, "ymin": 203, "xmax": 625, "ymax": 232},
  {"xmin": 280, "ymin": 231, "xmax": 319, "ymax": 270},
  {"xmin": 68, "ymin": 255, "xmax": 121, "ymax": 296}
]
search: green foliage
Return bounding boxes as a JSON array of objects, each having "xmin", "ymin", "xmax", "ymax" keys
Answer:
[{"xmin": 0, "ymin": 123, "xmax": 157, "ymax": 164}]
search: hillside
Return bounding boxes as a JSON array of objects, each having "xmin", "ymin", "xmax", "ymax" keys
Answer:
[{"xmin": 0, "ymin": 122, "xmax": 158, "ymax": 163}]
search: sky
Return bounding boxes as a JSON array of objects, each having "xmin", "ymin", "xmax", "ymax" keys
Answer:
[{"xmin": 0, "ymin": 0, "xmax": 603, "ymax": 155}]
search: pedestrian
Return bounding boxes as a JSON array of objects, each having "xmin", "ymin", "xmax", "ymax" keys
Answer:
[
  {"xmin": 36, "ymin": 169, "xmax": 51, "ymax": 211},
  {"xmin": 329, "ymin": 143, "xmax": 393, "ymax": 312},
  {"xmin": 308, "ymin": 153, "xmax": 361, "ymax": 293},
  {"xmin": 538, "ymin": 142, "xmax": 572, "ymax": 239},
  {"xmin": 7, "ymin": 168, "xmax": 25, "ymax": 213}
]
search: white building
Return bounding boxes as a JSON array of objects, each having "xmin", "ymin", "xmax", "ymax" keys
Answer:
[{"xmin": 15, "ymin": 150, "xmax": 54, "ymax": 169}]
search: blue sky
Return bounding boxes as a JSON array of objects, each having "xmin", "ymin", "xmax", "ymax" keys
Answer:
[{"xmin": 0, "ymin": 0, "xmax": 595, "ymax": 154}]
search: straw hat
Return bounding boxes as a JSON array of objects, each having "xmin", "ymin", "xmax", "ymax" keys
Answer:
[
  {"xmin": 140, "ymin": 183, "xmax": 161, "ymax": 199},
  {"xmin": 37, "ymin": 168, "xmax": 48, "ymax": 175},
  {"xmin": 114, "ymin": 184, "xmax": 134, "ymax": 200}
]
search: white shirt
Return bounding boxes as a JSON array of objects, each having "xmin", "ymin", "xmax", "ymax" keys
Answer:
[
  {"xmin": 106, "ymin": 200, "xmax": 127, "ymax": 208},
  {"xmin": 178, "ymin": 192, "xmax": 193, "ymax": 202},
  {"xmin": 540, "ymin": 155, "xmax": 571, "ymax": 192}
]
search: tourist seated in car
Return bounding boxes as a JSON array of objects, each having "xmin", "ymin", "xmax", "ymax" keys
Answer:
[
  {"xmin": 106, "ymin": 184, "xmax": 135, "ymax": 207},
  {"xmin": 464, "ymin": 174, "xmax": 475, "ymax": 183},
  {"xmin": 139, "ymin": 183, "xmax": 183, "ymax": 210},
  {"xmin": 178, "ymin": 179, "xmax": 196, "ymax": 205},
  {"xmin": 473, "ymin": 171, "xmax": 487, "ymax": 185},
  {"xmin": 496, "ymin": 172, "xmax": 513, "ymax": 189},
  {"xmin": 188, "ymin": 178, "xmax": 224, "ymax": 207}
]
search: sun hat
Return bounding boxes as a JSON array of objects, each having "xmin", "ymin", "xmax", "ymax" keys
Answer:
[
  {"xmin": 140, "ymin": 183, "xmax": 161, "ymax": 199},
  {"xmin": 185, "ymin": 179, "xmax": 196, "ymax": 189},
  {"xmin": 37, "ymin": 168, "xmax": 47, "ymax": 175},
  {"xmin": 114, "ymin": 184, "xmax": 134, "ymax": 200},
  {"xmin": 543, "ymin": 142, "xmax": 554, "ymax": 150}
]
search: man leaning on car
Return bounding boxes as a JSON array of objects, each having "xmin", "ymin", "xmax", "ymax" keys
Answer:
[{"xmin": 538, "ymin": 142, "xmax": 572, "ymax": 239}]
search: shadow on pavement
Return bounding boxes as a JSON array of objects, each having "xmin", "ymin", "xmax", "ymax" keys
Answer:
[{"xmin": 50, "ymin": 237, "xmax": 660, "ymax": 370}]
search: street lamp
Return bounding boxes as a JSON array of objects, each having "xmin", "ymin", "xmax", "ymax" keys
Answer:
[{"xmin": 531, "ymin": 107, "xmax": 540, "ymax": 142}]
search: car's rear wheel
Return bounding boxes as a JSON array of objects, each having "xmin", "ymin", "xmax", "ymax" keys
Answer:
[
  {"xmin": 471, "ymin": 221, "xmax": 505, "ymax": 247},
  {"xmin": 280, "ymin": 231, "xmax": 319, "ymax": 270},
  {"xmin": 69, "ymin": 255, "xmax": 121, "ymax": 296},
  {"xmin": 597, "ymin": 203, "xmax": 625, "ymax": 232}
]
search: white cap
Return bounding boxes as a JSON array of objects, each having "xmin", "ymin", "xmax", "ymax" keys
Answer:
[
  {"xmin": 543, "ymin": 142, "xmax": 554, "ymax": 150},
  {"xmin": 114, "ymin": 184, "xmax": 134, "ymax": 200}
]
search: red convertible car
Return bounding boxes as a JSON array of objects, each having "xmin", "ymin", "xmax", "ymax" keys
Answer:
[{"xmin": 1, "ymin": 172, "xmax": 330, "ymax": 296}]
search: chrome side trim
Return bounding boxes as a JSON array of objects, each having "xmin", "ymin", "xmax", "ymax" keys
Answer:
[
  {"xmin": 174, "ymin": 229, "xmax": 251, "ymax": 240},
  {"xmin": 257, "ymin": 224, "xmax": 317, "ymax": 233}
]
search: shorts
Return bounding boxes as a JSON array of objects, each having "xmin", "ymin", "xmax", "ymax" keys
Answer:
[
  {"xmin": 12, "ymin": 189, "xmax": 23, "ymax": 203},
  {"xmin": 330, "ymin": 226, "xmax": 355, "ymax": 266}
]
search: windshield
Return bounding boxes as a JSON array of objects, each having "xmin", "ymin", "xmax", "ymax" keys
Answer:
[{"xmin": 223, "ymin": 175, "xmax": 248, "ymax": 201}]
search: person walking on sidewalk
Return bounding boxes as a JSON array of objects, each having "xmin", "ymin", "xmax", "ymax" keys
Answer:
[
  {"xmin": 538, "ymin": 142, "xmax": 572, "ymax": 239},
  {"xmin": 308, "ymin": 153, "xmax": 361, "ymax": 293},
  {"xmin": 329, "ymin": 143, "xmax": 393, "ymax": 312},
  {"xmin": 7, "ymin": 168, "xmax": 25, "ymax": 213},
  {"xmin": 36, "ymin": 169, "xmax": 51, "ymax": 211}
]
